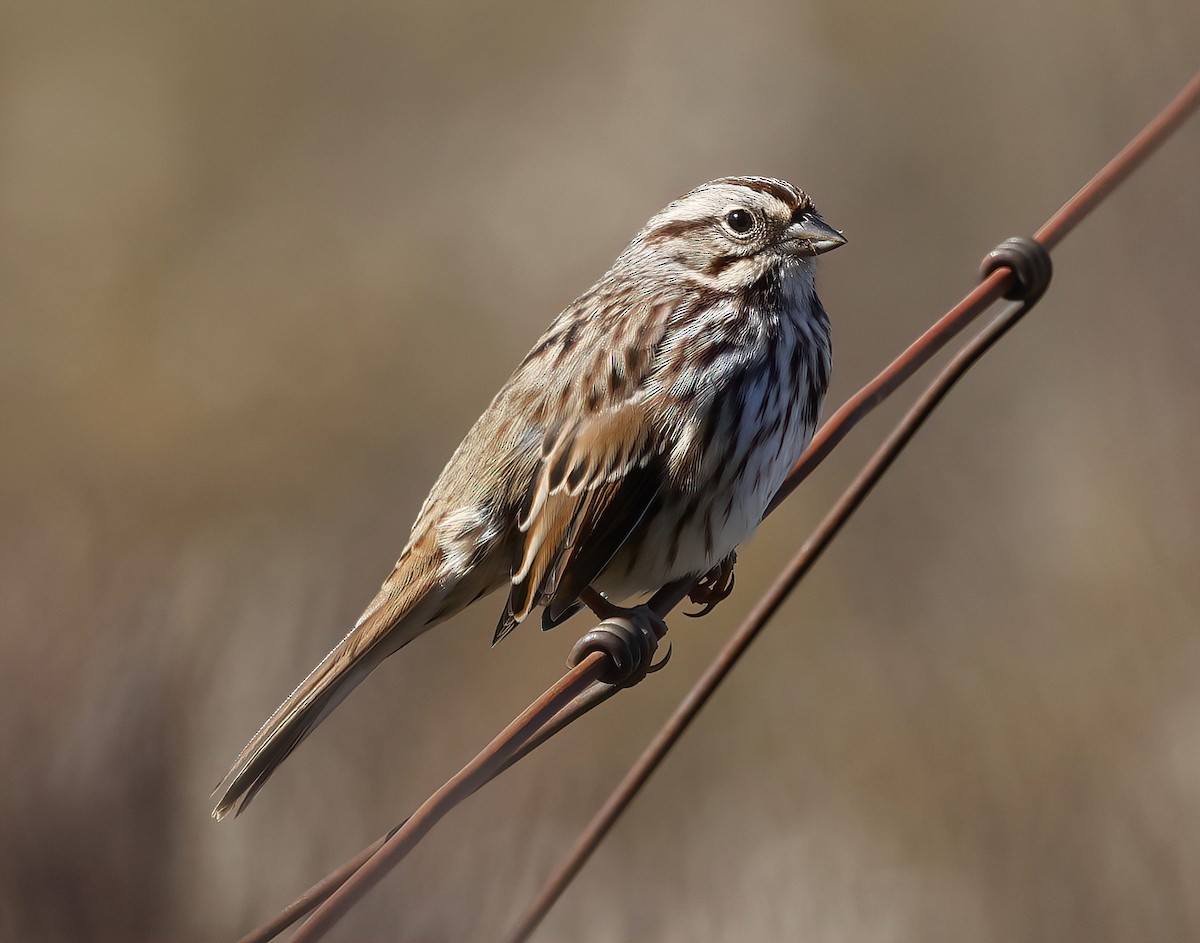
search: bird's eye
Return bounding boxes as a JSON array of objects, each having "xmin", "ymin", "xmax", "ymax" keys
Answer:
[{"xmin": 724, "ymin": 208, "xmax": 755, "ymax": 235}]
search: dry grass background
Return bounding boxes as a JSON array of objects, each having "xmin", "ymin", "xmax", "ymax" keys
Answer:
[{"xmin": 2, "ymin": 1, "xmax": 1200, "ymax": 940}]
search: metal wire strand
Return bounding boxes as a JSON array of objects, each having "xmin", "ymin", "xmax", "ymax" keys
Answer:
[{"xmin": 243, "ymin": 608, "xmax": 667, "ymax": 943}]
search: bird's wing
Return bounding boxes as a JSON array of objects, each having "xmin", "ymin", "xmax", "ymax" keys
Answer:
[
  {"xmin": 491, "ymin": 297, "xmax": 678, "ymax": 644},
  {"xmin": 493, "ymin": 404, "xmax": 664, "ymax": 643}
]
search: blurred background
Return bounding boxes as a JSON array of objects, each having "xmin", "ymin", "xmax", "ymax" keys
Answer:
[{"xmin": 2, "ymin": 1, "xmax": 1199, "ymax": 940}]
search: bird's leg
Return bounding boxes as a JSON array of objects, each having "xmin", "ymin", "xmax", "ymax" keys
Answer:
[
  {"xmin": 579, "ymin": 587, "xmax": 668, "ymax": 639},
  {"xmin": 686, "ymin": 550, "xmax": 737, "ymax": 618},
  {"xmin": 572, "ymin": 586, "xmax": 668, "ymax": 684}
]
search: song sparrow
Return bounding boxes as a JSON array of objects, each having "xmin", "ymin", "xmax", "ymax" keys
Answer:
[{"xmin": 213, "ymin": 176, "xmax": 844, "ymax": 819}]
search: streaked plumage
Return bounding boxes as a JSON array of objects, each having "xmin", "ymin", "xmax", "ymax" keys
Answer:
[{"xmin": 213, "ymin": 176, "xmax": 844, "ymax": 819}]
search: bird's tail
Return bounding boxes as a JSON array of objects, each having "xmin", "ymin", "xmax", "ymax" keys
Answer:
[{"xmin": 212, "ymin": 555, "xmax": 448, "ymax": 820}]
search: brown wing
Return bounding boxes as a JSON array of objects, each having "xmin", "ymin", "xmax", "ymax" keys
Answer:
[
  {"xmin": 487, "ymin": 291, "xmax": 679, "ymax": 644},
  {"xmin": 492, "ymin": 403, "xmax": 664, "ymax": 644}
]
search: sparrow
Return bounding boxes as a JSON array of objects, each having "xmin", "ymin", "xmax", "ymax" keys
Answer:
[{"xmin": 213, "ymin": 176, "xmax": 843, "ymax": 819}]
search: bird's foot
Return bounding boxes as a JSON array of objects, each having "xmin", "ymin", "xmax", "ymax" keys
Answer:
[
  {"xmin": 571, "ymin": 588, "xmax": 670, "ymax": 685},
  {"xmin": 686, "ymin": 551, "xmax": 737, "ymax": 617}
]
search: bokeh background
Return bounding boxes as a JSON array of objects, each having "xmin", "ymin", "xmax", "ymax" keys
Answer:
[{"xmin": 3, "ymin": 1, "xmax": 1199, "ymax": 940}]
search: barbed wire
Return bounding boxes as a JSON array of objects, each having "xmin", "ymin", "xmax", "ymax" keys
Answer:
[{"xmin": 235, "ymin": 67, "xmax": 1200, "ymax": 943}]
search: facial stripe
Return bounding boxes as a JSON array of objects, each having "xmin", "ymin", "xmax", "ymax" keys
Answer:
[
  {"xmin": 705, "ymin": 176, "xmax": 803, "ymax": 210},
  {"xmin": 738, "ymin": 178, "xmax": 800, "ymax": 207},
  {"xmin": 643, "ymin": 217, "xmax": 710, "ymax": 244},
  {"xmin": 705, "ymin": 253, "xmax": 740, "ymax": 276}
]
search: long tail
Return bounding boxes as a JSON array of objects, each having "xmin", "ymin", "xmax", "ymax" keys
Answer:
[{"xmin": 213, "ymin": 554, "xmax": 451, "ymax": 820}]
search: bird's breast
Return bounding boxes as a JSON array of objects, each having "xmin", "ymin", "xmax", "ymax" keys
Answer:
[{"xmin": 599, "ymin": 328, "xmax": 823, "ymax": 598}]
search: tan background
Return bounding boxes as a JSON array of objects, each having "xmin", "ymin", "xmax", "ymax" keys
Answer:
[{"xmin": 3, "ymin": 2, "xmax": 1200, "ymax": 940}]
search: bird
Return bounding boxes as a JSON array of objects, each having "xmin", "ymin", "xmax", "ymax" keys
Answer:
[{"xmin": 213, "ymin": 176, "xmax": 844, "ymax": 819}]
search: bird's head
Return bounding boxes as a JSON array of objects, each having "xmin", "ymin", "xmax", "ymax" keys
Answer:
[{"xmin": 629, "ymin": 176, "xmax": 846, "ymax": 291}]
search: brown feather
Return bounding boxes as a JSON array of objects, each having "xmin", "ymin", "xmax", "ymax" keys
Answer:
[
  {"xmin": 503, "ymin": 333, "xmax": 668, "ymax": 627},
  {"xmin": 545, "ymin": 464, "xmax": 662, "ymax": 621}
]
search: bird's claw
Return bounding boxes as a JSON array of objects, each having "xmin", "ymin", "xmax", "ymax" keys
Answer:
[
  {"xmin": 646, "ymin": 641, "xmax": 672, "ymax": 675},
  {"xmin": 686, "ymin": 552, "xmax": 737, "ymax": 617}
]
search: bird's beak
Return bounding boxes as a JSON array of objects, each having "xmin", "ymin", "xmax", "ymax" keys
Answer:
[{"xmin": 785, "ymin": 211, "xmax": 847, "ymax": 257}]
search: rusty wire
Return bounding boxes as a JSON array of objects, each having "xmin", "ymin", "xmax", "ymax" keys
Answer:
[
  {"xmin": 239, "ymin": 650, "xmax": 618, "ymax": 943},
  {"xmin": 237, "ymin": 67, "xmax": 1200, "ymax": 943}
]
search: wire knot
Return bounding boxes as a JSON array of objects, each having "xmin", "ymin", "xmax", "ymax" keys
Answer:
[
  {"xmin": 567, "ymin": 611, "xmax": 668, "ymax": 686},
  {"xmin": 980, "ymin": 236, "xmax": 1053, "ymax": 305}
]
